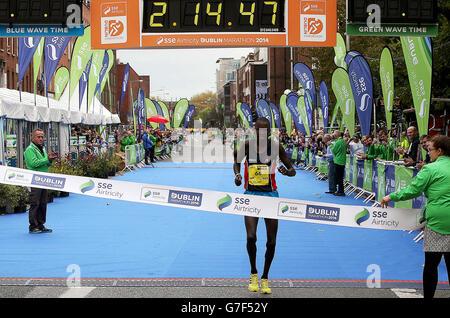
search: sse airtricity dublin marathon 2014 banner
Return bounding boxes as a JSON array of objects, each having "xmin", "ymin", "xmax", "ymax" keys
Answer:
[{"xmin": 0, "ymin": 165, "xmax": 424, "ymax": 231}]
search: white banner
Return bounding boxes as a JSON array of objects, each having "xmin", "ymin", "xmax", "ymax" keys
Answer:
[{"xmin": 0, "ymin": 166, "xmax": 425, "ymax": 231}]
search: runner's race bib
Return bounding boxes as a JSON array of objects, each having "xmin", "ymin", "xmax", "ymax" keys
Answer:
[{"xmin": 248, "ymin": 164, "xmax": 270, "ymax": 186}]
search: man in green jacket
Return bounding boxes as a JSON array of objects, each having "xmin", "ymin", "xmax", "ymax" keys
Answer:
[
  {"xmin": 120, "ymin": 131, "xmax": 134, "ymax": 152},
  {"xmin": 332, "ymin": 130, "xmax": 346, "ymax": 196},
  {"xmin": 24, "ymin": 128, "xmax": 58, "ymax": 234},
  {"xmin": 358, "ymin": 135, "xmax": 378, "ymax": 160}
]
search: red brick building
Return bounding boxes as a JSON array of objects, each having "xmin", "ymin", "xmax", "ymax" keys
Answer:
[{"xmin": 115, "ymin": 63, "xmax": 150, "ymax": 124}]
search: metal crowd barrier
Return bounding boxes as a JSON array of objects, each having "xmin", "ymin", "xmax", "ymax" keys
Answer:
[{"xmin": 299, "ymin": 152, "xmax": 426, "ymax": 243}]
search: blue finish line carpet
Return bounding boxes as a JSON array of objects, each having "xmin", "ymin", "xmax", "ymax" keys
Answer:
[{"xmin": 0, "ymin": 162, "xmax": 448, "ymax": 284}]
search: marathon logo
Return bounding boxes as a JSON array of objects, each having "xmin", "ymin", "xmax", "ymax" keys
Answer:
[
  {"xmin": 277, "ymin": 202, "xmax": 307, "ymax": 219},
  {"xmin": 32, "ymin": 174, "xmax": 66, "ymax": 189},
  {"xmin": 141, "ymin": 187, "xmax": 170, "ymax": 203},
  {"xmin": 4, "ymin": 169, "xmax": 33, "ymax": 184},
  {"xmin": 168, "ymin": 190, "xmax": 202, "ymax": 207},
  {"xmin": 306, "ymin": 204, "xmax": 340, "ymax": 222}
]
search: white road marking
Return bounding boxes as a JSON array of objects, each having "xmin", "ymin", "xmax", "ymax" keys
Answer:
[
  {"xmin": 391, "ymin": 288, "xmax": 423, "ymax": 298},
  {"xmin": 59, "ymin": 287, "xmax": 96, "ymax": 298}
]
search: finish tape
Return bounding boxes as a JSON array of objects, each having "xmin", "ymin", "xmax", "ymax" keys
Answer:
[{"xmin": 0, "ymin": 166, "xmax": 425, "ymax": 231}]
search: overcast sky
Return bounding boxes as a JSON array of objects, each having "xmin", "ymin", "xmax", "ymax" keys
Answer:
[{"xmin": 116, "ymin": 48, "xmax": 253, "ymax": 101}]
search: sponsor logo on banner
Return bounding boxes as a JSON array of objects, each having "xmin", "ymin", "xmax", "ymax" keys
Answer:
[
  {"xmin": 101, "ymin": 2, "xmax": 127, "ymax": 44},
  {"xmin": 217, "ymin": 194, "xmax": 232, "ymax": 211},
  {"xmin": 306, "ymin": 204, "xmax": 340, "ymax": 222},
  {"xmin": 355, "ymin": 208, "xmax": 370, "ymax": 225},
  {"xmin": 277, "ymin": 202, "xmax": 307, "ymax": 219},
  {"xmin": 4, "ymin": 169, "xmax": 33, "ymax": 184},
  {"xmin": 32, "ymin": 174, "xmax": 66, "ymax": 189},
  {"xmin": 140, "ymin": 187, "xmax": 170, "ymax": 203},
  {"xmin": 300, "ymin": 0, "xmax": 327, "ymax": 42},
  {"xmin": 168, "ymin": 190, "xmax": 202, "ymax": 207},
  {"xmin": 80, "ymin": 179, "xmax": 123, "ymax": 199},
  {"xmin": 80, "ymin": 180, "xmax": 95, "ymax": 193},
  {"xmin": 355, "ymin": 208, "xmax": 400, "ymax": 228},
  {"xmin": 216, "ymin": 194, "xmax": 261, "ymax": 215}
]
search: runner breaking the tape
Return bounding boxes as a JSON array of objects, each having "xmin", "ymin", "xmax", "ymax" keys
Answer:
[{"xmin": 233, "ymin": 117, "xmax": 296, "ymax": 294}]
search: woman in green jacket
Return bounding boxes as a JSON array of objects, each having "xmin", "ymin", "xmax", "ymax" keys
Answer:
[{"xmin": 381, "ymin": 134, "xmax": 450, "ymax": 299}]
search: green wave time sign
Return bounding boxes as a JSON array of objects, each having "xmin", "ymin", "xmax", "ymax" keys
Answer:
[{"xmin": 346, "ymin": 23, "xmax": 438, "ymax": 37}]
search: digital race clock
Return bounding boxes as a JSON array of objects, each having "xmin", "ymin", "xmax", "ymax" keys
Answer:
[
  {"xmin": 142, "ymin": 0, "xmax": 285, "ymax": 33},
  {"xmin": 91, "ymin": 0, "xmax": 337, "ymax": 49}
]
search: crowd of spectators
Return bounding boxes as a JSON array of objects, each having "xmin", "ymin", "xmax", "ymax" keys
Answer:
[
  {"xmin": 277, "ymin": 125, "xmax": 430, "ymax": 172},
  {"xmin": 117, "ymin": 127, "xmax": 180, "ymax": 163},
  {"xmin": 71, "ymin": 127, "xmax": 108, "ymax": 155},
  {"xmin": 275, "ymin": 125, "xmax": 436, "ymax": 197}
]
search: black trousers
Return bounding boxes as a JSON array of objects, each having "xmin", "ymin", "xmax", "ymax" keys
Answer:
[
  {"xmin": 29, "ymin": 187, "xmax": 48, "ymax": 231},
  {"xmin": 423, "ymin": 252, "xmax": 450, "ymax": 298},
  {"xmin": 327, "ymin": 161, "xmax": 336, "ymax": 192},
  {"xmin": 150, "ymin": 147, "xmax": 155, "ymax": 162},
  {"xmin": 334, "ymin": 163, "xmax": 345, "ymax": 194},
  {"xmin": 144, "ymin": 148, "xmax": 151, "ymax": 164}
]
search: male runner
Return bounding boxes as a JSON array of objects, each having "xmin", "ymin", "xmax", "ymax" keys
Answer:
[{"xmin": 233, "ymin": 118, "xmax": 296, "ymax": 294}]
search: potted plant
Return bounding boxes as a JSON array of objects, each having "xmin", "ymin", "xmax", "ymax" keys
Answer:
[
  {"xmin": 14, "ymin": 186, "xmax": 29, "ymax": 213},
  {"xmin": 0, "ymin": 184, "xmax": 7, "ymax": 215},
  {"xmin": 5, "ymin": 185, "xmax": 20, "ymax": 214}
]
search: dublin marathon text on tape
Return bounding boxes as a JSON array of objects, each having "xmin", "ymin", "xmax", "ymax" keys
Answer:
[{"xmin": 0, "ymin": 166, "xmax": 425, "ymax": 231}]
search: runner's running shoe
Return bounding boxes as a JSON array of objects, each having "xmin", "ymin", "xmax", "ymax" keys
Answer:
[
  {"xmin": 248, "ymin": 274, "xmax": 259, "ymax": 292},
  {"xmin": 260, "ymin": 279, "xmax": 272, "ymax": 294}
]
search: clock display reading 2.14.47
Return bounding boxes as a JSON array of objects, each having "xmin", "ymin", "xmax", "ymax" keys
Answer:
[{"xmin": 142, "ymin": 0, "xmax": 285, "ymax": 33}]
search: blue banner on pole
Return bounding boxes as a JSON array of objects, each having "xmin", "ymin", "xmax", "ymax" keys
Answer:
[
  {"xmin": 348, "ymin": 55, "xmax": 373, "ymax": 137},
  {"xmin": 269, "ymin": 102, "xmax": 281, "ymax": 128},
  {"xmin": 79, "ymin": 55, "xmax": 92, "ymax": 110},
  {"xmin": 293, "ymin": 63, "xmax": 316, "ymax": 108},
  {"xmin": 385, "ymin": 164, "xmax": 396, "ymax": 208},
  {"xmin": 152, "ymin": 100, "xmax": 165, "ymax": 131},
  {"xmin": 357, "ymin": 159, "xmax": 364, "ymax": 188},
  {"xmin": 18, "ymin": 37, "xmax": 41, "ymax": 87},
  {"xmin": 240, "ymin": 102, "xmax": 253, "ymax": 128},
  {"xmin": 304, "ymin": 91, "xmax": 313, "ymax": 135},
  {"xmin": 345, "ymin": 51, "xmax": 361, "ymax": 67},
  {"xmin": 319, "ymin": 81, "xmax": 329, "ymax": 133},
  {"xmin": 256, "ymin": 99, "xmax": 273, "ymax": 128},
  {"xmin": 412, "ymin": 169, "xmax": 425, "ymax": 209},
  {"xmin": 119, "ymin": 63, "xmax": 130, "ymax": 113},
  {"xmin": 94, "ymin": 51, "xmax": 109, "ymax": 97},
  {"xmin": 372, "ymin": 160, "xmax": 378, "ymax": 200},
  {"xmin": 44, "ymin": 36, "xmax": 71, "ymax": 91},
  {"xmin": 138, "ymin": 88, "xmax": 146, "ymax": 135},
  {"xmin": 184, "ymin": 105, "xmax": 195, "ymax": 128},
  {"xmin": 286, "ymin": 93, "xmax": 306, "ymax": 135}
]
